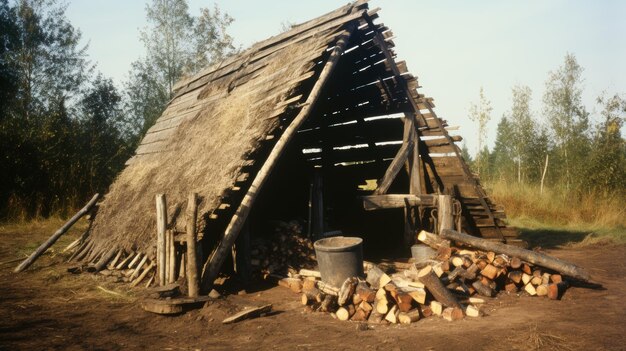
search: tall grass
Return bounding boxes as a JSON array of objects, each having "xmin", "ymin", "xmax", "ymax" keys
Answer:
[{"xmin": 486, "ymin": 180, "xmax": 626, "ymax": 244}]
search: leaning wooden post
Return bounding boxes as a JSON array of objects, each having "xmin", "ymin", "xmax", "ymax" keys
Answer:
[
  {"xmin": 436, "ymin": 194, "xmax": 453, "ymax": 234},
  {"xmin": 15, "ymin": 193, "xmax": 100, "ymax": 273},
  {"xmin": 186, "ymin": 193, "xmax": 199, "ymax": 297},
  {"xmin": 200, "ymin": 25, "xmax": 356, "ymax": 293},
  {"xmin": 156, "ymin": 194, "xmax": 167, "ymax": 286}
]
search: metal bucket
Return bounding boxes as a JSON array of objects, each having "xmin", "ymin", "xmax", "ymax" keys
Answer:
[{"xmin": 314, "ymin": 236, "xmax": 364, "ymax": 289}]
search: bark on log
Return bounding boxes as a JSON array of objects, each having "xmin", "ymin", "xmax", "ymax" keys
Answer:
[
  {"xmin": 15, "ymin": 194, "xmax": 99, "ymax": 273},
  {"xmin": 186, "ymin": 193, "xmax": 199, "ymax": 298},
  {"xmin": 417, "ymin": 265, "xmax": 461, "ymax": 308},
  {"xmin": 440, "ymin": 229, "xmax": 591, "ymax": 282},
  {"xmin": 337, "ymin": 277, "xmax": 358, "ymax": 306}
]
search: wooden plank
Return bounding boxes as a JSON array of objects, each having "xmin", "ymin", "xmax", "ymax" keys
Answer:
[{"xmin": 362, "ymin": 194, "xmax": 434, "ymax": 210}]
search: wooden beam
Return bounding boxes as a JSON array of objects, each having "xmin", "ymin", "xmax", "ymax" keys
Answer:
[
  {"xmin": 373, "ymin": 122, "xmax": 413, "ymax": 195},
  {"xmin": 362, "ymin": 194, "xmax": 434, "ymax": 211},
  {"xmin": 200, "ymin": 25, "xmax": 357, "ymax": 293}
]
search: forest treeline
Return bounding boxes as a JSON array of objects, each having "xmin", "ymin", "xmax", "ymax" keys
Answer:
[
  {"xmin": 0, "ymin": 0, "xmax": 235, "ymax": 218},
  {"xmin": 462, "ymin": 54, "xmax": 625, "ymax": 202}
]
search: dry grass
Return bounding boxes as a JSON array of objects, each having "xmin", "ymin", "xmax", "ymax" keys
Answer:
[
  {"xmin": 487, "ymin": 180, "xmax": 626, "ymax": 247},
  {"xmin": 506, "ymin": 324, "xmax": 578, "ymax": 351},
  {"xmin": 88, "ymin": 35, "xmax": 332, "ymax": 257}
]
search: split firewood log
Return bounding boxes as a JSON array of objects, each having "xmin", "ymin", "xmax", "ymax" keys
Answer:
[
  {"xmin": 336, "ymin": 304, "xmax": 356, "ymax": 321},
  {"xmin": 442, "ymin": 307, "xmax": 464, "ymax": 321},
  {"xmin": 398, "ymin": 309, "xmax": 421, "ymax": 324},
  {"xmin": 320, "ymin": 294, "xmax": 337, "ymax": 313},
  {"xmin": 430, "ymin": 301, "xmax": 443, "ymax": 316},
  {"xmin": 356, "ymin": 281, "xmax": 376, "ymax": 303},
  {"xmin": 366, "ymin": 265, "xmax": 391, "ymax": 290},
  {"xmin": 337, "ymin": 277, "xmax": 358, "ymax": 306},
  {"xmin": 471, "ymin": 280, "xmax": 494, "ymax": 297},
  {"xmin": 464, "ymin": 305, "xmax": 481, "ymax": 317},
  {"xmin": 548, "ymin": 281, "xmax": 569, "ymax": 300},
  {"xmin": 417, "ymin": 265, "xmax": 461, "ymax": 308},
  {"xmin": 384, "ymin": 305, "xmax": 399, "ymax": 324}
]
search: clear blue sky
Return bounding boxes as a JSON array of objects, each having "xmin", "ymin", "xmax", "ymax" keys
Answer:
[{"xmin": 65, "ymin": 0, "xmax": 626, "ymax": 155}]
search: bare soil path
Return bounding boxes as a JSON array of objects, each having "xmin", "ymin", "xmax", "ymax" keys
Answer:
[{"xmin": 1, "ymin": 220, "xmax": 625, "ymax": 350}]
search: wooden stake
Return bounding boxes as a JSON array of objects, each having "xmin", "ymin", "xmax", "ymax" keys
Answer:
[
  {"xmin": 156, "ymin": 194, "xmax": 167, "ymax": 286},
  {"xmin": 168, "ymin": 230, "xmax": 176, "ymax": 284},
  {"xmin": 15, "ymin": 194, "xmax": 99, "ymax": 273},
  {"xmin": 186, "ymin": 193, "xmax": 199, "ymax": 297}
]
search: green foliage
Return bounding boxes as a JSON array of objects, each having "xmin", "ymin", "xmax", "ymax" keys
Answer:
[
  {"xmin": 125, "ymin": 0, "xmax": 237, "ymax": 137},
  {"xmin": 543, "ymin": 53, "xmax": 590, "ymax": 190},
  {"xmin": 474, "ymin": 53, "xmax": 624, "ymax": 201},
  {"xmin": 582, "ymin": 94, "xmax": 626, "ymax": 196}
]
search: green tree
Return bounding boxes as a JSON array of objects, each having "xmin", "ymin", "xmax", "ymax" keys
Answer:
[
  {"xmin": 583, "ymin": 94, "xmax": 626, "ymax": 196},
  {"xmin": 125, "ymin": 0, "xmax": 236, "ymax": 136},
  {"xmin": 506, "ymin": 85, "xmax": 535, "ymax": 183},
  {"xmin": 543, "ymin": 53, "xmax": 590, "ymax": 190},
  {"xmin": 468, "ymin": 86, "xmax": 492, "ymax": 176},
  {"xmin": 490, "ymin": 116, "xmax": 515, "ymax": 181}
]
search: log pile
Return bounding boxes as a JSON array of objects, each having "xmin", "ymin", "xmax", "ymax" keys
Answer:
[
  {"xmin": 250, "ymin": 221, "xmax": 317, "ymax": 277},
  {"xmin": 277, "ymin": 230, "xmax": 588, "ymax": 325}
]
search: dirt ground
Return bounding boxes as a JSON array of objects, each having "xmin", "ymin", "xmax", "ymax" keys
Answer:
[{"xmin": 1, "ymin": 220, "xmax": 625, "ymax": 350}]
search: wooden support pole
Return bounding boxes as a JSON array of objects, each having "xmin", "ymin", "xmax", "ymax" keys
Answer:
[
  {"xmin": 437, "ymin": 195, "xmax": 453, "ymax": 234},
  {"xmin": 15, "ymin": 193, "xmax": 99, "ymax": 273},
  {"xmin": 186, "ymin": 193, "xmax": 199, "ymax": 298},
  {"xmin": 200, "ymin": 25, "xmax": 356, "ymax": 293},
  {"xmin": 167, "ymin": 230, "xmax": 176, "ymax": 284},
  {"xmin": 440, "ymin": 229, "xmax": 592, "ymax": 282},
  {"xmin": 156, "ymin": 194, "xmax": 167, "ymax": 286}
]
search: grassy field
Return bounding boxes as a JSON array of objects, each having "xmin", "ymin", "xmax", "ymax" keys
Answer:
[{"xmin": 487, "ymin": 181, "xmax": 626, "ymax": 248}]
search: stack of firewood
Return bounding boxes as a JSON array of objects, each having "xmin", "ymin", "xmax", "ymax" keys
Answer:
[
  {"xmin": 277, "ymin": 229, "xmax": 586, "ymax": 324},
  {"xmin": 250, "ymin": 221, "xmax": 317, "ymax": 277}
]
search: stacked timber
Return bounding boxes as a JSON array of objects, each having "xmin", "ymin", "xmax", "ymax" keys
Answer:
[
  {"xmin": 250, "ymin": 221, "xmax": 317, "ymax": 277},
  {"xmin": 278, "ymin": 229, "xmax": 589, "ymax": 325}
]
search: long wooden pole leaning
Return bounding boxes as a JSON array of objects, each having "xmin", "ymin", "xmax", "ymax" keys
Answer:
[
  {"xmin": 156, "ymin": 194, "xmax": 167, "ymax": 286},
  {"xmin": 440, "ymin": 229, "xmax": 592, "ymax": 282},
  {"xmin": 200, "ymin": 24, "xmax": 356, "ymax": 293},
  {"xmin": 15, "ymin": 193, "xmax": 100, "ymax": 273},
  {"xmin": 186, "ymin": 193, "xmax": 199, "ymax": 297}
]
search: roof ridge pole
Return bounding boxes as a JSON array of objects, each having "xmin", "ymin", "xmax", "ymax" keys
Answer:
[{"xmin": 199, "ymin": 22, "xmax": 359, "ymax": 293}]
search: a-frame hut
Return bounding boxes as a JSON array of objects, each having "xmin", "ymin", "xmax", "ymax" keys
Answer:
[{"xmin": 81, "ymin": 0, "xmax": 518, "ymax": 291}]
